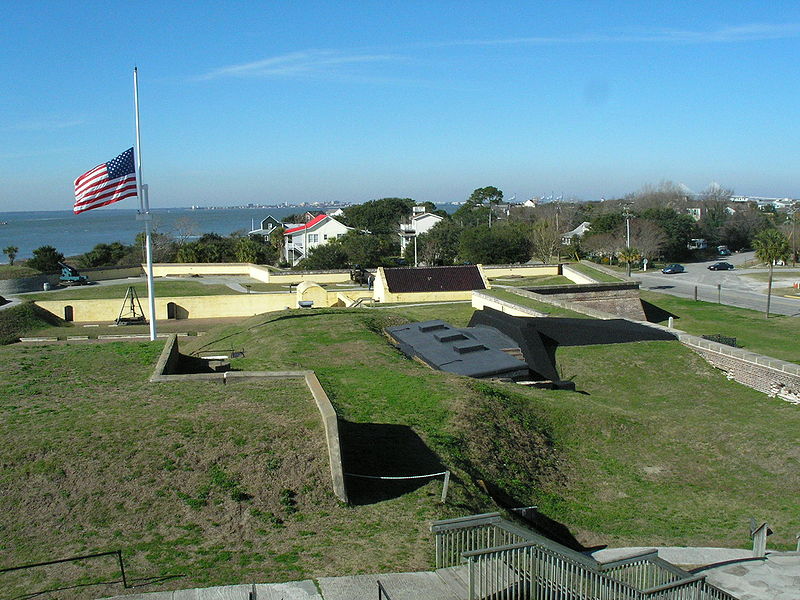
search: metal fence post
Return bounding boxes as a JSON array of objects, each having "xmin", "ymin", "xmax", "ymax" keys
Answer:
[
  {"xmin": 116, "ymin": 550, "xmax": 128, "ymax": 589},
  {"xmin": 468, "ymin": 557, "xmax": 475, "ymax": 600}
]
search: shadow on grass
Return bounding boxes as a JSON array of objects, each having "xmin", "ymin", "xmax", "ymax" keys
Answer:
[
  {"xmin": 477, "ymin": 479, "xmax": 604, "ymax": 554},
  {"xmin": 340, "ymin": 421, "xmax": 447, "ymax": 505},
  {"xmin": 641, "ymin": 300, "xmax": 679, "ymax": 324}
]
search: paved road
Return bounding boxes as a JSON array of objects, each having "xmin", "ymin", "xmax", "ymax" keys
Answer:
[{"xmin": 633, "ymin": 252, "xmax": 800, "ymax": 317}]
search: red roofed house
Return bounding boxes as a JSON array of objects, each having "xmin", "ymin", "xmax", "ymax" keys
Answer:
[{"xmin": 283, "ymin": 214, "xmax": 352, "ymax": 265}]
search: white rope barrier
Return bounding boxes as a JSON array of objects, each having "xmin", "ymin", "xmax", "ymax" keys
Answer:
[{"xmin": 345, "ymin": 470, "xmax": 451, "ymax": 503}]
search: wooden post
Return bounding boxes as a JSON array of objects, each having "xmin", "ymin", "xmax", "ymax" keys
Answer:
[
  {"xmin": 441, "ymin": 470, "xmax": 451, "ymax": 504},
  {"xmin": 718, "ymin": 283, "xmax": 721, "ymax": 304},
  {"xmin": 750, "ymin": 520, "xmax": 771, "ymax": 557},
  {"xmin": 694, "ymin": 285, "xmax": 698, "ymax": 301}
]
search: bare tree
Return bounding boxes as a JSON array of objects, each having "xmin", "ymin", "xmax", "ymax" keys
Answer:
[
  {"xmin": 582, "ymin": 232, "xmax": 624, "ymax": 264},
  {"xmin": 630, "ymin": 181, "xmax": 689, "ymax": 212},
  {"xmin": 173, "ymin": 217, "xmax": 198, "ymax": 245},
  {"xmin": 529, "ymin": 219, "xmax": 561, "ymax": 263},
  {"xmin": 628, "ymin": 219, "xmax": 667, "ymax": 261}
]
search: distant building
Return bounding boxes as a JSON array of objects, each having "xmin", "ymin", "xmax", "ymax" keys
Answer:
[
  {"xmin": 688, "ymin": 238, "xmax": 707, "ymax": 250},
  {"xmin": 561, "ymin": 222, "xmax": 591, "ymax": 245},
  {"xmin": 730, "ymin": 195, "xmax": 797, "ymax": 210},
  {"xmin": 249, "ymin": 215, "xmax": 283, "ymax": 238},
  {"xmin": 283, "ymin": 214, "xmax": 352, "ymax": 265},
  {"xmin": 686, "ymin": 207, "xmax": 703, "ymax": 221},
  {"xmin": 399, "ymin": 207, "xmax": 444, "ymax": 258}
]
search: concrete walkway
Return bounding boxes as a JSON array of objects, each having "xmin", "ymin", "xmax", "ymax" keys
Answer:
[{"xmin": 98, "ymin": 548, "xmax": 800, "ymax": 600}]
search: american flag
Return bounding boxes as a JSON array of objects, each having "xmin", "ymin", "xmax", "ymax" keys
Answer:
[{"xmin": 73, "ymin": 148, "xmax": 138, "ymax": 214}]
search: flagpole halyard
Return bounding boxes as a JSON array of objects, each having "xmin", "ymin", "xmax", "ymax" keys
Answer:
[{"xmin": 134, "ymin": 67, "xmax": 158, "ymax": 342}]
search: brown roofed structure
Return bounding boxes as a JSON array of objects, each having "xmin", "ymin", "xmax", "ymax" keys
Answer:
[{"xmin": 381, "ymin": 265, "xmax": 487, "ymax": 293}]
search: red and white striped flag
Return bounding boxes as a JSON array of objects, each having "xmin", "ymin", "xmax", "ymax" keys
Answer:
[{"xmin": 73, "ymin": 147, "xmax": 138, "ymax": 214}]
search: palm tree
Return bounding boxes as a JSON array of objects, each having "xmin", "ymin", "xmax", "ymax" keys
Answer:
[
  {"xmin": 753, "ymin": 229, "xmax": 790, "ymax": 318},
  {"xmin": 617, "ymin": 246, "xmax": 641, "ymax": 277},
  {"xmin": 3, "ymin": 246, "xmax": 18, "ymax": 265}
]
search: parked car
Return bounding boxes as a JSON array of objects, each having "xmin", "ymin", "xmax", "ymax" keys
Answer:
[
  {"xmin": 708, "ymin": 262, "xmax": 734, "ymax": 271},
  {"xmin": 717, "ymin": 245, "xmax": 731, "ymax": 256},
  {"xmin": 662, "ymin": 264, "xmax": 685, "ymax": 274}
]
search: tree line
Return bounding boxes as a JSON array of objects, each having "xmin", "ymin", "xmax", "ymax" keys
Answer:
[{"xmin": 10, "ymin": 181, "xmax": 796, "ymax": 274}]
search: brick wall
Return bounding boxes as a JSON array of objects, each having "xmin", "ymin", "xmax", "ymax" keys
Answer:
[
  {"xmin": 678, "ymin": 334, "xmax": 800, "ymax": 404},
  {"xmin": 521, "ymin": 283, "xmax": 647, "ymax": 321}
]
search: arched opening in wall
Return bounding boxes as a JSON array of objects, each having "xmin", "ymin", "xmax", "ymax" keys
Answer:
[
  {"xmin": 64, "ymin": 305, "xmax": 74, "ymax": 322},
  {"xmin": 167, "ymin": 302, "xmax": 176, "ymax": 319}
]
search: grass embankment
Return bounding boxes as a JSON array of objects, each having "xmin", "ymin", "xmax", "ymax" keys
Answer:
[
  {"xmin": 3, "ymin": 305, "xmax": 799, "ymax": 598},
  {"xmin": 640, "ymin": 290, "xmax": 800, "ymax": 364},
  {"xmin": 185, "ymin": 308, "xmax": 800, "ymax": 550},
  {"xmin": 568, "ymin": 262, "xmax": 623, "ymax": 282},
  {"xmin": 487, "ymin": 275, "xmax": 574, "ymax": 287},
  {"xmin": 0, "ymin": 302, "xmax": 69, "ymax": 344},
  {"xmin": 0, "ymin": 265, "xmax": 41, "ymax": 280},
  {"xmin": 481, "ymin": 288, "xmax": 590, "ymax": 318}
]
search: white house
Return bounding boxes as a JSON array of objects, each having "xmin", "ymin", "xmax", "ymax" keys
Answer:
[
  {"xmin": 399, "ymin": 208, "xmax": 444, "ymax": 257},
  {"xmin": 561, "ymin": 222, "xmax": 590, "ymax": 245},
  {"xmin": 284, "ymin": 214, "xmax": 352, "ymax": 265}
]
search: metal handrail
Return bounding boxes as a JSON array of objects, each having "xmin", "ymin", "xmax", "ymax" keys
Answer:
[
  {"xmin": 432, "ymin": 515, "xmax": 742, "ymax": 599},
  {"xmin": 377, "ymin": 579, "xmax": 393, "ymax": 600}
]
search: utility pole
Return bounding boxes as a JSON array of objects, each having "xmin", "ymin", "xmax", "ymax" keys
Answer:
[
  {"xmin": 622, "ymin": 204, "xmax": 632, "ymax": 248},
  {"xmin": 791, "ymin": 201, "xmax": 798, "ymax": 267}
]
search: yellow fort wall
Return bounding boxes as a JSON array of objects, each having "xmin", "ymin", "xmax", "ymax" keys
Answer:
[
  {"xmin": 376, "ymin": 290, "xmax": 474, "ymax": 304},
  {"xmin": 150, "ymin": 263, "xmax": 353, "ymax": 285},
  {"xmin": 35, "ymin": 291, "xmax": 352, "ymax": 322},
  {"xmin": 482, "ymin": 264, "xmax": 561, "ymax": 278}
]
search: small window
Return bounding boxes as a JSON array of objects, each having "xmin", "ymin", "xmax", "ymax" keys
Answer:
[
  {"xmin": 309, "ymin": 233, "xmax": 319, "ymax": 243},
  {"xmin": 323, "ymin": 234, "xmax": 328, "ymax": 240}
]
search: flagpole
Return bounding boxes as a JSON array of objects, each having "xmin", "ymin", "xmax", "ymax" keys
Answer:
[{"xmin": 133, "ymin": 67, "xmax": 158, "ymax": 341}]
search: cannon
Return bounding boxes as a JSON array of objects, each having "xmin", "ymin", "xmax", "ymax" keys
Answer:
[{"xmin": 58, "ymin": 262, "xmax": 89, "ymax": 286}]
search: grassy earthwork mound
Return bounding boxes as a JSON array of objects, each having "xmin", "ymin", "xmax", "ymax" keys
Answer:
[{"xmin": 1, "ymin": 302, "xmax": 799, "ymax": 598}]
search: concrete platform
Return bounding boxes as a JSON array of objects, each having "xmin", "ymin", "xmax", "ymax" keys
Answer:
[
  {"xmin": 318, "ymin": 570, "xmax": 462, "ymax": 600},
  {"xmin": 102, "ymin": 580, "xmax": 321, "ymax": 600},
  {"xmin": 699, "ymin": 552, "xmax": 800, "ymax": 600},
  {"xmin": 97, "ymin": 550, "xmax": 800, "ymax": 600}
]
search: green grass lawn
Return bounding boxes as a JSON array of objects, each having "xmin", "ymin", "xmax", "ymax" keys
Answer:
[
  {"xmin": 640, "ymin": 290, "xmax": 800, "ymax": 363},
  {"xmin": 0, "ymin": 339, "xmax": 463, "ymax": 599},
  {"xmin": 24, "ymin": 281, "xmax": 246, "ymax": 301},
  {"xmin": 738, "ymin": 270, "xmax": 800, "ymax": 283}
]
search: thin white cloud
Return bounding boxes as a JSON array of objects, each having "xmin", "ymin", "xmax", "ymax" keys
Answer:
[
  {"xmin": 199, "ymin": 49, "xmax": 403, "ymax": 81},
  {"xmin": 432, "ymin": 23, "xmax": 800, "ymax": 47}
]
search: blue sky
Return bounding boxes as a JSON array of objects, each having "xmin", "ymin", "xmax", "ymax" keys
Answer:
[{"xmin": 2, "ymin": 1, "xmax": 800, "ymax": 211}]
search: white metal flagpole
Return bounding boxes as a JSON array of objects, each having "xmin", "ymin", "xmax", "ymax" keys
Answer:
[{"xmin": 133, "ymin": 67, "xmax": 158, "ymax": 341}]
